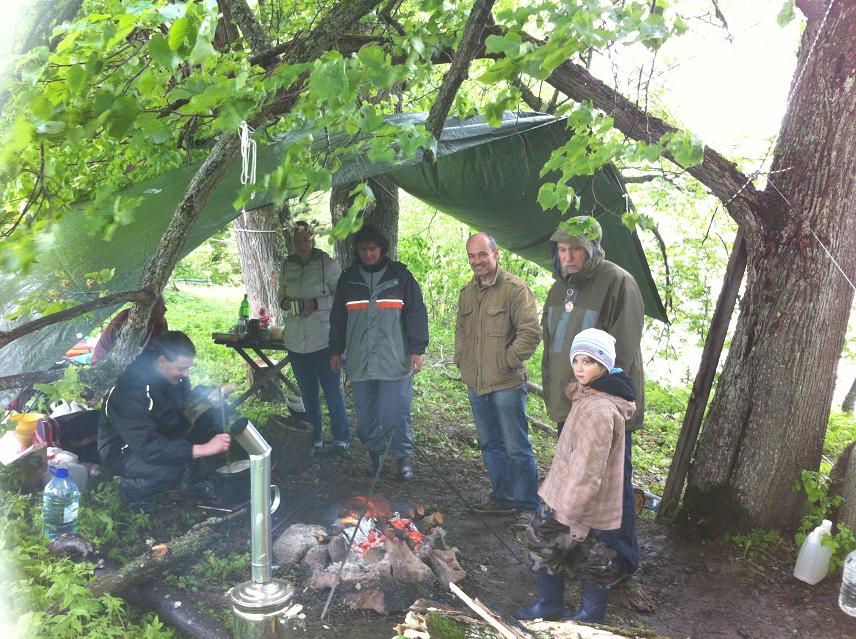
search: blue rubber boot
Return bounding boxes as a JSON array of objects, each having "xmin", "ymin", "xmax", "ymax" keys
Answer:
[
  {"xmin": 516, "ymin": 572, "xmax": 566, "ymax": 620},
  {"xmin": 567, "ymin": 580, "xmax": 609, "ymax": 623}
]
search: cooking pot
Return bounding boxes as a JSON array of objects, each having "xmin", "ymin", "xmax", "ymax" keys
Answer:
[{"xmin": 214, "ymin": 459, "xmax": 251, "ymax": 506}]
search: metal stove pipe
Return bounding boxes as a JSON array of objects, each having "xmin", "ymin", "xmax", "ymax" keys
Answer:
[
  {"xmin": 227, "ymin": 418, "xmax": 294, "ymax": 639},
  {"xmin": 230, "ymin": 417, "xmax": 274, "ymax": 583}
]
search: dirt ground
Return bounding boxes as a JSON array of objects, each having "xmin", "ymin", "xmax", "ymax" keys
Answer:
[{"xmin": 165, "ymin": 441, "xmax": 856, "ymax": 639}]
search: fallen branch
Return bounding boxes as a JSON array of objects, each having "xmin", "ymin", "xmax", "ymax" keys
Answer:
[
  {"xmin": 83, "ymin": 508, "xmax": 246, "ymax": 602},
  {"xmin": 0, "ymin": 289, "xmax": 147, "ymax": 350},
  {"xmin": 449, "ymin": 581, "xmax": 528, "ymax": 639},
  {"xmin": 129, "ymin": 581, "xmax": 230, "ymax": 639},
  {"xmin": 528, "ymin": 415, "xmax": 558, "ymax": 438},
  {"xmin": 403, "ymin": 598, "xmax": 668, "ymax": 639},
  {"xmin": 525, "ymin": 380, "xmax": 543, "ymax": 396}
]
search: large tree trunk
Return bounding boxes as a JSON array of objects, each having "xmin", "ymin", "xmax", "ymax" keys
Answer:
[
  {"xmin": 330, "ymin": 175, "xmax": 400, "ymax": 269},
  {"xmin": 684, "ymin": 2, "xmax": 856, "ymax": 531},
  {"xmin": 842, "ymin": 375, "xmax": 856, "ymax": 414},
  {"xmin": 232, "ymin": 204, "xmax": 288, "ymax": 325}
]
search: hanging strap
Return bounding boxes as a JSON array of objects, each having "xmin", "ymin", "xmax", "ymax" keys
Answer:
[{"xmin": 238, "ymin": 121, "xmax": 257, "ymax": 203}]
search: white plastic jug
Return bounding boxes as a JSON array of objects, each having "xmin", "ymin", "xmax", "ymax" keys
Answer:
[{"xmin": 794, "ymin": 519, "xmax": 833, "ymax": 584}]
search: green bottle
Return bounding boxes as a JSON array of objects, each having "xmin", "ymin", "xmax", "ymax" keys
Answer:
[{"xmin": 239, "ymin": 294, "xmax": 250, "ymax": 319}]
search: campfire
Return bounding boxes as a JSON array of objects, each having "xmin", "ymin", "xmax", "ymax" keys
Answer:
[
  {"xmin": 336, "ymin": 495, "xmax": 434, "ymax": 558},
  {"xmin": 272, "ymin": 494, "xmax": 464, "ymax": 614}
]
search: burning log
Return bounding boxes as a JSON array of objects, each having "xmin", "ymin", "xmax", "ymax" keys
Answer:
[
  {"xmin": 384, "ymin": 538, "xmax": 434, "ymax": 584},
  {"xmin": 422, "ymin": 512, "xmax": 445, "ymax": 528},
  {"xmin": 426, "ymin": 547, "xmax": 466, "ymax": 587}
]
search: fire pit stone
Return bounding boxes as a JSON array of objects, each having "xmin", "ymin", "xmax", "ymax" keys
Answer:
[
  {"xmin": 273, "ymin": 523, "xmax": 328, "ymax": 565},
  {"xmin": 300, "ymin": 544, "xmax": 330, "ymax": 570}
]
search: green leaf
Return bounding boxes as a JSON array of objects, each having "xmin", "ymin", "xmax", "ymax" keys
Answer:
[
  {"xmin": 149, "ymin": 33, "xmax": 179, "ymax": 70},
  {"xmin": 662, "ymin": 130, "xmax": 705, "ymax": 169},
  {"xmin": 477, "ymin": 58, "xmax": 520, "ymax": 84},
  {"xmin": 537, "ymin": 183, "xmax": 560, "ymax": 211},
  {"xmin": 484, "ymin": 33, "xmax": 522, "ymax": 57},
  {"xmin": 356, "ymin": 45, "xmax": 395, "ymax": 88},
  {"xmin": 65, "ymin": 66, "xmax": 88, "ymax": 96},
  {"xmin": 777, "ymin": 0, "xmax": 796, "ymax": 26},
  {"xmin": 105, "ymin": 96, "xmax": 141, "ymax": 138},
  {"xmin": 168, "ymin": 16, "xmax": 191, "ymax": 51},
  {"xmin": 189, "ymin": 35, "xmax": 216, "ymax": 65}
]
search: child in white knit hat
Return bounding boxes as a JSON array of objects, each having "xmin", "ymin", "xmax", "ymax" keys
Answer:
[{"xmin": 517, "ymin": 328, "xmax": 637, "ymax": 624}]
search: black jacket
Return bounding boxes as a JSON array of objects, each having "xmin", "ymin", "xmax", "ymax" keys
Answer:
[{"xmin": 98, "ymin": 352, "xmax": 205, "ymax": 468}]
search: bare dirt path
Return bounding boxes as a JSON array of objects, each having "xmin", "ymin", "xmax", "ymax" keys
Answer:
[{"xmin": 172, "ymin": 440, "xmax": 855, "ymax": 638}]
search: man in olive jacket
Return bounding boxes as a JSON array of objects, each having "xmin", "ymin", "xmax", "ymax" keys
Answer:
[
  {"xmin": 455, "ymin": 233, "xmax": 542, "ymax": 526},
  {"xmin": 541, "ymin": 216, "xmax": 645, "ymax": 576}
]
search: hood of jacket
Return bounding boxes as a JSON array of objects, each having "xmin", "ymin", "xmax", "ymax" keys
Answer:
[
  {"xmin": 285, "ymin": 247, "xmax": 324, "ymax": 266},
  {"xmin": 568, "ymin": 373, "xmax": 637, "ymax": 422},
  {"xmin": 548, "ymin": 227, "xmax": 606, "ymax": 286},
  {"xmin": 590, "ymin": 368, "xmax": 636, "ymax": 402}
]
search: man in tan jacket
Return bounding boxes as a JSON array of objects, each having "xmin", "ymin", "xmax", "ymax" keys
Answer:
[{"xmin": 455, "ymin": 233, "xmax": 542, "ymax": 527}]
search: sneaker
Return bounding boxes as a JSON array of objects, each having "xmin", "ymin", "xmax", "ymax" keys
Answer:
[
  {"xmin": 325, "ymin": 444, "xmax": 350, "ymax": 457},
  {"xmin": 470, "ymin": 500, "xmax": 516, "ymax": 515},
  {"xmin": 511, "ymin": 511, "xmax": 535, "ymax": 529},
  {"xmin": 397, "ymin": 458, "xmax": 414, "ymax": 481},
  {"xmin": 313, "ymin": 440, "xmax": 324, "ymax": 450}
]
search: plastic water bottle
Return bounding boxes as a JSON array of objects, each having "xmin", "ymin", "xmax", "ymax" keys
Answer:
[
  {"xmin": 794, "ymin": 519, "xmax": 833, "ymax": 584},
  {"xmin": 42, "ymin": 467, "xmax": 80, "ymax": 539},
  {"xmin": 840, "ymin": 549, "xmax": 856, "ymax": 616}
]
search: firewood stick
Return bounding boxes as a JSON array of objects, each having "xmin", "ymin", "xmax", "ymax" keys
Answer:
[{"xmin": 449, "ymin": 582, "xmax": 526, "ymax": 639}]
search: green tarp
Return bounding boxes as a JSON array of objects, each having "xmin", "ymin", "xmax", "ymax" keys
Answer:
[{"xmin": 0, "ymin": 112, "xmax": 665, "ymax": 383}]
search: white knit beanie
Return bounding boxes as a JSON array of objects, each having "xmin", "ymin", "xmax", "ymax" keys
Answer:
[{"xmin": 570, "ymin": 328, "xmax": 616, "ymax": 371}]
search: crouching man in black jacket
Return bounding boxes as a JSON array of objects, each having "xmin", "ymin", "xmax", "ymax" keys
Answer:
[{"xmin": 98, "ymin": 331, "xmax": 231, "ymax": 514}]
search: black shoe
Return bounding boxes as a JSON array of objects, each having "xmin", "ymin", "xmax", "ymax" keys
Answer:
[
  {"xmin": 398, "ymin": 458, "xmax": 414, "ymax": 481},
  {"xmin": 183, "ymin": 480, "xmax": 225, "ymax": 508},
  {"xmin": 470, "ymin": 500, "xmax": 516, "ymax": 515},
  {"xmin": 323, "ymin": 444, "xmax": 350, "ymax": 457}
]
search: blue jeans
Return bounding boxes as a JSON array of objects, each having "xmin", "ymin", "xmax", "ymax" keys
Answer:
[
  {"xmin": 287, "ymin": 348, "xmax": 350, "ymax": 446},
  {"xmin": 559, "ymin": 420, "xmax": 640, "ymax": 573},
  {"xmin": 468, "ymin": 385, "xmax": 539, "ymax": 513},
  {"xmin": 350, "ymin": 377, "xmax": 413, "ymax": 461}
]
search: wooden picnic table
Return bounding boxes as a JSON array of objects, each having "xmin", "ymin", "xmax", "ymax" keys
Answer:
[{"xmin": 212, "ymin": 334, "xmax": 302, "ymax": 410}]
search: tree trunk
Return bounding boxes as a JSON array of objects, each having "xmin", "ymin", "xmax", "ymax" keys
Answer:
[
  {"xmin": 842, "ymin": 376, "xmax": 856, "ymax": 414},
  {"xmin": 330, "ymin": 175, "xmax": 400, "ymax": 269},
  {"xmin": 232, "ymin": 204, "xmax": 288, "ymax": 325},
  {"xmin": 684, "ymin": 3, "xmax": 856, "ymax": 531}
]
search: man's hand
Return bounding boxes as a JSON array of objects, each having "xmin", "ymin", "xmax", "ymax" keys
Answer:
[
  {"xmin": 411, "ymin": 354, "xmax": 423, "ymax": 374},
  {"xmin": 299, "ymin": 298, "xmax": 317, "ymax": 317},
  {"xmin": 207, "ymin": 383, "xmax": 238, "ymax": 404},
  {"xmin": 330, "ymin": 354, "xmax": 343, "ymax": 373},
  {"xmin": 192, "ymin": 433, "xmax": 231, "ymax": 458}
]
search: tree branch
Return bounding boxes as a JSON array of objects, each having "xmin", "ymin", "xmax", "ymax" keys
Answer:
[
  {"xmin": 538, "ymin": 49, "xmax": 766, "ymax": 226},
  {"xmin": 512, "ymin": 76, "xmax": 545, "ymax": 112},
  {"xmin": 0, "ymin": 369, "xmax": 65, "ymax": 392},
  {"xmin": 424, "ymin": 0, "xmax": 497, "ymax": 143},
  {"xmin": 109, "ymin": 0, "xmax": 387, "ymax": 368},
  {"xmin": 0, "ymin": 289, "xmax": 148, "ymax": 350},
  {"xmin": 223, "ymin": 0, "xmax": 272, "ymax": 53}
]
